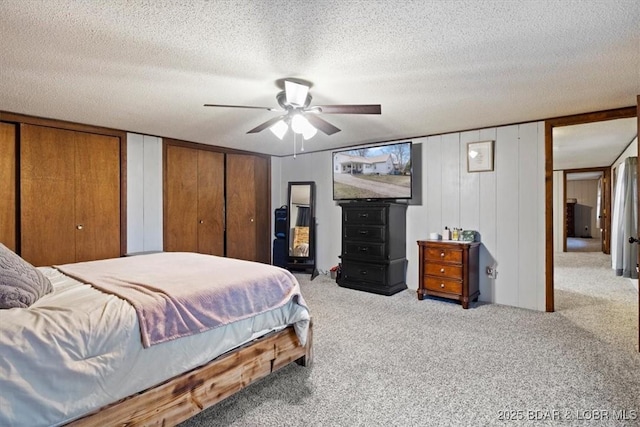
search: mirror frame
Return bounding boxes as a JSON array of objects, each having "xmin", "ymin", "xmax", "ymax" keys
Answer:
[{"xmin": 286, "ymin": 182, "xmax": 316, "ymax": 279}]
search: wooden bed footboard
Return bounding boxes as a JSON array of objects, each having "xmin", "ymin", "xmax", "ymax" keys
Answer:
[{"xmin": 66, "ymin": 321, "xmax": 313, "ymax": 427}]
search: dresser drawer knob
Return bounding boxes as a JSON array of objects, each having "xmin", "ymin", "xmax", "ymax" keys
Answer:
[
  {"xmin": 359, "ymin": 247, "xmax": 368, "ymax": 252},
  {"xmin": 359, "ymin": 270, "xmax": 368, "ymax": 275},
  {"xmin": 440, "ymin": 252, "xmax": 445, "ymax": 257},
  {"xmin": 358, "ymin": 213, "xmax": 369, "ymax": 218},
  {"xmin": 359, "ymin": 230, "xmax": 369, "ymax": 235},
  {"xmin": 440, "ymin": 283, "xmax": 445, "ymax": 288},
  {"xmin": 440, "ymin": 268, "xmax": 445, "ymax": 273}
]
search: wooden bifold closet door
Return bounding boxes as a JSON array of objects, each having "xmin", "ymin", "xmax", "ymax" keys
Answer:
[
  {"xmin": 164, "ymin": 144, "xmax": 225, "ymax": 255},
  {"xmin": 226, "ymin": 153, "xmax": 270, "ymax": 263},
  {"xmin": 0, "ymin": 122, "xmax": 17, "ymax": 251},
  {"xmin": 20, "ymin": 124, "xmax": 121, "ymax": 266}
]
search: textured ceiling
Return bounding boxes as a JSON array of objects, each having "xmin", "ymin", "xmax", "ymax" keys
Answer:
[{"xmin": 1, "ymin": 0, "xmax": 638, "ymax": 156}]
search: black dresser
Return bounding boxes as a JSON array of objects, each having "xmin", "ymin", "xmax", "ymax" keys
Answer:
[{"xmin": 337, "ymin": 201, "xmax": 407, "ymax": 295}]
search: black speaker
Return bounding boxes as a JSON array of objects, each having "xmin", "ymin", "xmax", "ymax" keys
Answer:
[
  {"xmin": 272, "ymin": 238, "xmax": 287, "ymax": 268},
  {"xmin": 274, "ymin": 205, "xmax": 287, "ymax": 239}
]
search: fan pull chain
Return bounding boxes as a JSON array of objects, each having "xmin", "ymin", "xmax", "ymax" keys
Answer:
[{"xmin": 292, "ymin": 132, "xmax": 297, "ymax": 159}]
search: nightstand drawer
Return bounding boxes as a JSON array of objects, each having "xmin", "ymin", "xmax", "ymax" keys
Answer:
[
  {"xmin": 344, "ymin": 225, "xmax": 385, "ymax": 242},
  {"xmin": 344, "ymin": 242, "xmax": 386, "ymax": 259},
  {"xmin": 425, "ymin": 263, "xmax": 462, "ymax": 279},
  {"xmin": 343, "ymin": 208, "xmax": 386, "ymax": 225},
  {"xmin": 425, "ymin": 247, "xmax": 462, "ymax": 264},
  {"xmin": 424, "ymin": 277, "xmax": 462, "ymax": 295}
]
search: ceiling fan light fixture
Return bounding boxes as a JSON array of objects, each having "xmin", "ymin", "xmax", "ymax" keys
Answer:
[
  {"xmin": 291, "ymin": 113, "xmax": 315, "ymax": 135},
  {"xmin": 269, "ymin": 119, "xmax": 288, "ymax": 140},
  {"xmin": 285, "ymin": 80, "xmax": 310, "ymax": 107},
  {"xmin": 302, "ymin": 124, "xmax": 317, "ymax": 140}
]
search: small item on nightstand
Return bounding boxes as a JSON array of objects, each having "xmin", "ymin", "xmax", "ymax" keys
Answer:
[
  {"xmin": 451, "ymin": 228, "xmax": 459, "ymax": 241},
  {"xmin": 443, "ymin": 226, "xmax": 451, "ymax": 240},
  {"xmin": 461, "ymin": 230, "xmax": 477, "ymax": 242},
  {"xmin": 429, "ymin": 232, "xmax": 440, "ymax": 240}
]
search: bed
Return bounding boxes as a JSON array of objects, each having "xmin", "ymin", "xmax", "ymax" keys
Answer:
[{"xmin": 0, "ymin": 246, "xmax": 312, "ymax": 427}]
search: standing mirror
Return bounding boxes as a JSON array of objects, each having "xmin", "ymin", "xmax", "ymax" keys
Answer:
[{"xmin": 287, "ymin": 181, "xmax": 318, "ymax": 279}]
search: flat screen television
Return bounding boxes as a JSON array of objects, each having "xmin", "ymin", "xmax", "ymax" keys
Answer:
[{"xmin": 332, "ymin": 141, "xmax": 412, "ymax": 201}]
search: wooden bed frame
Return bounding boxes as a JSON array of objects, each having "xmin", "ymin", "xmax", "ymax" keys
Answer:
[{"xmin": 66, "ymin": 321, "xmax": 313, "ymax": 426}]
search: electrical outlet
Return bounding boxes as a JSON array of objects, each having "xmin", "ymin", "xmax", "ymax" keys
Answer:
[{"xmin": 486, "ymin": 266, "xmax": 497, "ymax": 279}]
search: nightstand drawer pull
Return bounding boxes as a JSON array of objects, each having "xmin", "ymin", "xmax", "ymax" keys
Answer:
[
  {"xmin": 440, "ymin": 283, "xmax": 445, "ymax": 288},
  {"xmin": 440, "ymin": 268, "xmax": 445, "ymax": 273},
  {"xmin": 440, "ymin": 252, "xmax": 445, "ymax": 257}
]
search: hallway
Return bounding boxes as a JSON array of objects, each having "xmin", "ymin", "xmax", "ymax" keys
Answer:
[{"xmin": 554, "ymin": 250, "xmax": 638, "ymax": 350}]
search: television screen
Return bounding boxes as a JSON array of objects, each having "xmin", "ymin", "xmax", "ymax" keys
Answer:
[{"xmin": 332, "ymin": 141, "xmax": 412, "ymax": 201}]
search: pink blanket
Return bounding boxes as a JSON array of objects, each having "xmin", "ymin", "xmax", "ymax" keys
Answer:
[{"xmin": 56, "ymin": 253, "xmax": 307, "ymax": 348}]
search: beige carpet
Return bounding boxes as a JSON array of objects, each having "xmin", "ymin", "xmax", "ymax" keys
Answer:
[
  {"xmin": 566, "ymin": 237, "xmax": 602, "ymax": 252},
  {"xmin": 554, "ymin": 250, "xmax": 639, "ymax": 352},
  {"xmin": 179, "ymin": 263, "xmax": 639, "ymax": 427}
]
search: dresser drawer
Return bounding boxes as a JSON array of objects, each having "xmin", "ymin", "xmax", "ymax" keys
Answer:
[
  {"xmin": 425, "ymin": 263, "xmax": 463, "ymax": 279},
  {"xmin": 424, "ymin": 277, "xmax": 462, "ymax": 295},
  {"xmin": 344, "ymin": 225, "xmax": 385, "ymax": 242},
  {"xmin": 342, "ymin": 262, "xmax": 386, "ymax": 285},
  {"xmin": 424, "ymin": 247, "xmax": 462, "ymax": 264},
  {"xmin": 344, "ymin": 241, "xmax": 386, "ymax": 259},
  {"xmin": 343, "ymin": 208, "xmax": 386, "ymax": 225}
]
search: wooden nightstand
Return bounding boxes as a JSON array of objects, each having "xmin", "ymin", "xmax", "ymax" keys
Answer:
[{"xmin": 417, "ymin": 240, "xmax": 480, "ymax": 308}]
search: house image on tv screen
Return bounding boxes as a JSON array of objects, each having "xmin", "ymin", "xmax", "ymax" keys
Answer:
[
  {"xmin": 333, "ymin": 152, "xmax": 397, "ymax": 175},
  {"xmin": 332, "ymin": 141, "xmax": 412, "ymax": 200}
]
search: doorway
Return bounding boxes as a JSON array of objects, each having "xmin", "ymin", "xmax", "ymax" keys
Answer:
[
  {"xmin": 545, "ymin": 105, "xmax": 638, "ymax": 351},
  {"xmin": 564, "ymin": 168, "xmax": 608, "ymax": 254}
]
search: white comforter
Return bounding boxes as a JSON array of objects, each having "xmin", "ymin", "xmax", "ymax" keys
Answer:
[{"xmin": 0, "ymin": 267, "xmax": 310, "ymax": 427}]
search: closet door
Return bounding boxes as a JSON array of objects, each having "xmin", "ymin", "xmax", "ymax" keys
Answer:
[
  {"xmin": 21, "ymin": 125, "xmax": 121, "ymax": 266},
  {"xmin": 74, "ymin": 132, "xmax": 121, "ymax": 262},
  {"xmin": 0, "ymin": 122, "xmax": 17, "ymax": 251},
  {"xmin": 226, "ymin": 153, "xmax": 270, "ymax": 263},
  {"xmin": 21, "ymin": 125, "xmax": 76, "ymax": 266},
  {"xmin": 164, "ymin": 145, "xmax": 199, "ymax": 252},
  {"xmin": 164, "ymin": 144, "xmax": 225, "ymax": 254},
  {"xmin": 197, "ymin": 150, "xmax": 225, "ymax": 255}
]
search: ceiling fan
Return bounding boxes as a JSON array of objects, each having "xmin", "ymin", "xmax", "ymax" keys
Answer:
[{"xmin": 204, "ymin": 79, "xmax": 381, "ymax": 138}]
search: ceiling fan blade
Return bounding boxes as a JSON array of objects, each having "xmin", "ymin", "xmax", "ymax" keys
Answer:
[
  {"xmin": 204, "ymin": 103, "xmax": 280, "ymax": 112},
  {"xmin": 315, "ymin": 104, "xmax": 381, "ymax": 114},
  {"xmin": 247, "ymin": 116, "xmax": 286, "ymax": 134},
  {"xmin": 305, "ymin": 114, "xmax": 341, "ymax": 135}
]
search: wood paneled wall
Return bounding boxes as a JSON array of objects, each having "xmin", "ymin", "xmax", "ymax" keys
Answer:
[
  {"xmin": 127, "ymin": 133, "xmax": 163, "ymax": 254},
  {"xmin": 274, "ymin": 122, "xmax": 546, "ymax": 311}
]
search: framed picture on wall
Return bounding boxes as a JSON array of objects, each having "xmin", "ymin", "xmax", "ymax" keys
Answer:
[{"xmin": 467, "ymin": 140, "xmax": 494, "ymax": 172}]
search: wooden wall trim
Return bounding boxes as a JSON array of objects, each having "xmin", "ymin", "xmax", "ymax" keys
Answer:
[
  {"xmin": 545, "ymin": 106, "xmax": 637, "ymax": 128},
  {"xmin": 545, "ymin": 106, "xmax": 638, "ymax": 313},
  {"xmin": 163, "ymin": 138, "xmax": 271, "ymax": 158},
  {"xmin": 545, "ymin": 122, "xmax": 554, "ymax": 312},
  {"xmin": 0, "ymin": 111, "xmax": 127, "ymax": 139},
  {"xmin": 562, "ymin": 171, "xmax": 567, "ymax": 253}
]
